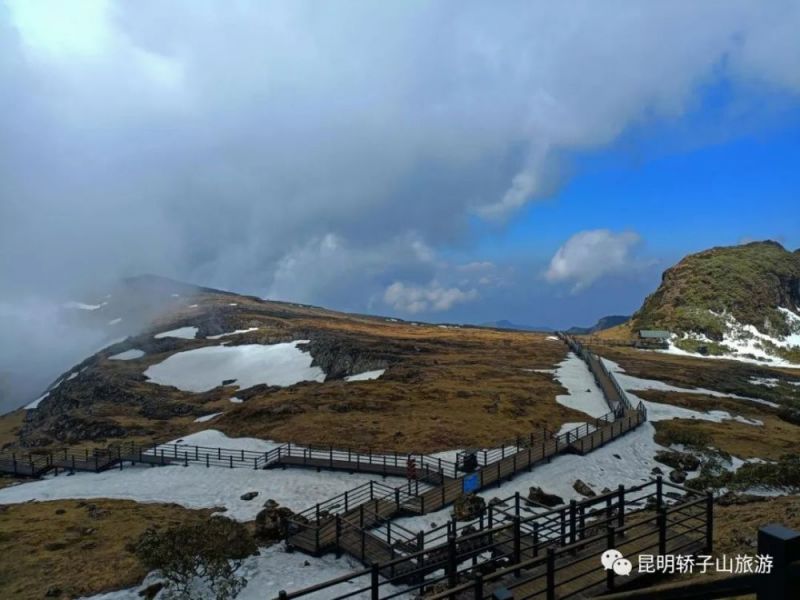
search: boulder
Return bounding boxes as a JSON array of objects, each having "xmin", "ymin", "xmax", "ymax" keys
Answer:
[
  {"xmin": 488, "ymin": 497, "xmax": 507, "ymax": 507},
  {"xmin": 669, "ymin": 470, "xmax": 687, "ymax": 484},
  {"xmin": 654, "ymin": 450, "xmax": 700, "ymax": 472},
  {"xmin": 651, "ymin": 466, "xmax": 664, "ymax": 476},
  {"xmin": 254, "ymin": 503, "xmax": 302, "ymax": 541},
  {"xmin": 452, "ymin": 493, "xmax": 486, "ymax": 521},
  {"xmin": 573, "ymin": 479, "xmax": 596, "ymax": 498},
  {"xmin": 240, "ymin": 491, "xmax": 259, "ymax": 501},
  {"xmin": 528, "ymin": 486, "xmax": 564, "ymax": 507},
  {"xmin": 138, "ymin": 582, "xmax": 165, "ymax": 600}
]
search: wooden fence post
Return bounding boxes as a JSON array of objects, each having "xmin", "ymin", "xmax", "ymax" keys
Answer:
[
  {"xmin": 447, "ymin": 535, "xmax": 457, "ymax": 587},
  {"xmin": 513, "ymin": 517, "xmax": 522, "ymax": 576},
  {"xmin": 546, "ymin": 547, "xmax": 556, "ymax": 600},
  {"xmin": 617, "ymin": 485, "xmax": 625, "ymax": 528},
  {"xmin": 706, "ymin": 490, "xmax": 714, "ymax": 554},
  {"xmin": 606, "ymin": 527, "xmax": 616, "ymax": 591},
  {"xmin": 569, "ymin": 500, "xmax": 577, "ymax": 549},
  {"xmin": 335, "ymin": 516, "xmax": 342, "ymax": 558},
  {"xmin": 656, "ymin": 475, "xmax": 663, "ymax": 508}
]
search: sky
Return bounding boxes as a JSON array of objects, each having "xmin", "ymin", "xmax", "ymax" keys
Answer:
[{"xmin": 1, "ymin": 1, "xmax": 800, "ymax": 407}]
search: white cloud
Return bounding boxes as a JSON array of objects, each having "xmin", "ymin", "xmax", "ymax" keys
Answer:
[
  {"xmin": 546, "ymin": 230, "xmax": 642, "ymax": 292},
  {"xmin": 383, "ymin": 282, "xmax": 478, "ymax": 314}
]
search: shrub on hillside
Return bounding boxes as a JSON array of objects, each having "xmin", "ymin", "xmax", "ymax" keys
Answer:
[{"xmin": 135, "ymin": 516, "xmax": 258, "ymax": 600}]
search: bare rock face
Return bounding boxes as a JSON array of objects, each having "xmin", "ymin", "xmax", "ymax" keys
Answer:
[
  {"xmin": 452, "ymin": 494, "xmax": 486, "ymax": 521},
  {"xmin": 528, "ymin": 486, "xmax": 564, "ymax": 507},
  {"xmin": 299, "ymin": 334, "xmax": 392, "ymax": 380},
  {"xmin": 573, "ymin": 479, "xmax": 596, "ymax": 498}
]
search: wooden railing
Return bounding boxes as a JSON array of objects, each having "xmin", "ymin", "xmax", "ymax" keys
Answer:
[{"xmin": 277, "ymin": 479, "xmax": 710, "ymax": 599}]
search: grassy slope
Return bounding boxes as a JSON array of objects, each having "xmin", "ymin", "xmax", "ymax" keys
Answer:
[
  {"xmin": 0, "ymin": 499, "xmax": 213, "ymax": 600},
  {"xmin": 2, "ymin": 291, "xmax": 576, "ymax": 454}
]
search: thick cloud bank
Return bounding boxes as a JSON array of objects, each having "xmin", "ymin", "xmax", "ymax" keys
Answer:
[{"xmin": 1, "ymin": 1, "xmax": 800, "ymax": 409}]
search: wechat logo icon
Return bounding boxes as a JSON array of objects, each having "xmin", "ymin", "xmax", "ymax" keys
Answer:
[{"xmin": 601, "ymin": 549, "xmax": 633, "ymax": 576}]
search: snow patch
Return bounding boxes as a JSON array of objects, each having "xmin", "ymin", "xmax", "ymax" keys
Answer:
[
  {"xmin": 554, "ymin": 353, "xmax": 609, "ymax": 418},
  {"xmin": 108, "ymin": 318, "xmax": 122, "ymax": 325},
  {"xmin": 194, "ymin": 412, "xmax": 223, "ymax": 423},
  {"xmin": 24, "ymin": 392, "xmax": 48, "ymax": 410},
  {"xmin": 109, "ymin": 349, "xmax": 145, "ymax": 361},
  {"xmin": 154, "ymin": 326, "xmax": 199, "ymax": 340},
  {"xmin": 344, "ymin": 369, "xmax": 386, "ymax": 382},
  {"xmin": 144, "ymin": 341, "xmax": 325, "ymax": 392},
  {"xmin": 229, "ymin": 397, "xmax": 244, "ymax": 404},
  {"xmin": 207, "ymin": 327, "xmax": 260, "ymax": 339},
  {"xmin": 64, "ymin": 301, "xmax": 106, "ymax": 311}
]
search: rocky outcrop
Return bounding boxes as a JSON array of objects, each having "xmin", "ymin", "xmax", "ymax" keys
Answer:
[
  {"xmin": 254, "ymin": 500, "xmax": 304, "ymax": 542},
  {"xmin": 573, "ymin": 479, "xmax": 596, "ymax": 497},
  {"xmin": 299, "ymin": 335, "xmax": 392, "ymax": 380},
  {"xmin": 528, "ymin": 486, "xmax": 564, "ymax": 507},
  {"xmin": 654, "ymin": 450, "xmax": 700, "ymax": 472},
  {"xmin": 452, "ymin": 494, "xmax": 486, "ymax": 521},
  {"xmin": 669, "ymin": 469, "xmax": 687, "ymax": 484}
]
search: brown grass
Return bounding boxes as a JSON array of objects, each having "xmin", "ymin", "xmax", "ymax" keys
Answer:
[
  {"xmin": 0, "ymin": 499, "xmax": 214, "ymax": 600},
  {"xmin": 5, "ymin": 295, "xmax": 579, "ymax": 453},
  {"xmin": 713, "ymin": 495, "xmax": 800, "ymax": 556},
  {"xmin": 213, "ymin": 326, "xmax": 577, "ymax": 452},
  {"xmin": 0, "ymin": 410, "xmax": 24, "ymax": 449}
]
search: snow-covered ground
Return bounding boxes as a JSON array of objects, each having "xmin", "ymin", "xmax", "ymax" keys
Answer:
[
  {"xmin": 344, "ymin": 369, "xmax": 386, "ymax": 382},
  {"xmin": 83, "ymin": 544, "xmax": 407, "ymax": 600},
  {"xmin": 109, "ymin": 349, "xmax": 145, "ymax": 360},
  {"xmin": 553, "ymin": 353, "xmax": 609, "ymax": 418},
  {"xmin": 602, "ymin": 357, "xmax": 779, "ymax": 408},
  {"xmin": 144, "ymin": 341, "xmax": 325, "ymax": 392},
  {"xmin": 153, "ymin": 326, "xmax": 199, "ymax": 340},
  {"xmin": 0, "ymin": 431, "xmax": 403, "ymax": 521},
  {"xmin": 659, "ymin": 308, "xmax": 800, "ymax": 368}
]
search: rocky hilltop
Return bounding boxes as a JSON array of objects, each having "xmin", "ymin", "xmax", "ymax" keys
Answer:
[{"xmin": 631, "ymin": 241, "xmax": 800, "ymax": 364}]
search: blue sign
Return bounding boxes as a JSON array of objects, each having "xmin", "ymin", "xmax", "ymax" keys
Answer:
[{"xmin": 463, "ymin": 473, "xmax": 479, "ymax": 493}]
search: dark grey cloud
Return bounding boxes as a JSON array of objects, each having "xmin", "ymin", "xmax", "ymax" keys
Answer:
[{"xmin": 2, "ymin": 1, "xmax": 800, "ymax": 409}]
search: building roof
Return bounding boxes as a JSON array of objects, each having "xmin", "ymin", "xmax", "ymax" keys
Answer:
[{"xmin": 639, "ymin": 330, "xmax": 670, "ymax": 339}]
